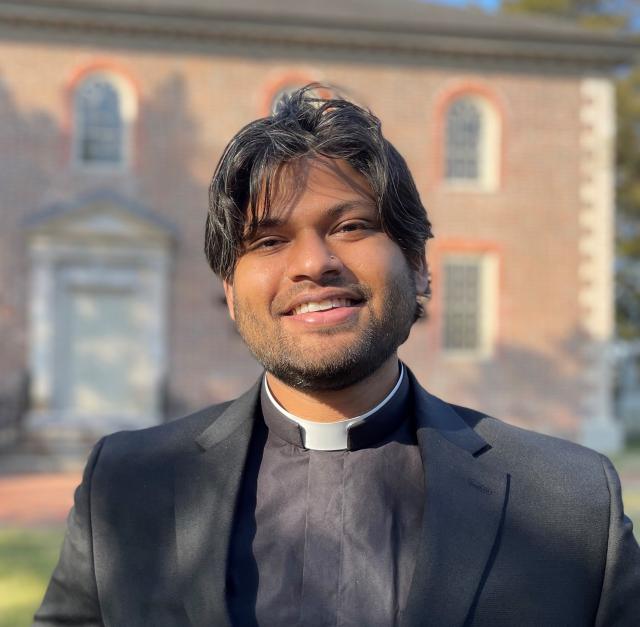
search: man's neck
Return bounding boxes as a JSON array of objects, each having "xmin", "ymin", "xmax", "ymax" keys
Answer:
[{"xmin": 265, "ymin": 356, "xmax": 401, "ymax": 423}]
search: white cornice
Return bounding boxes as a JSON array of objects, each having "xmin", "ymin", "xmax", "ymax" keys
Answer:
[{"xmin": 0, "ymin": 2, "xmax": 636, "ymax": 68}]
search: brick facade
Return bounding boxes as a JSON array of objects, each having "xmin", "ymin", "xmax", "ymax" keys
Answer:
[{"xmin": 0, "ymin": 3, "xmax": 627, "ymax": 451}]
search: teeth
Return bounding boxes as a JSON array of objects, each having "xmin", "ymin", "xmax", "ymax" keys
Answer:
[{"xmin": 292, "ymin": 298, "xmax": 354, "ymax": 315}]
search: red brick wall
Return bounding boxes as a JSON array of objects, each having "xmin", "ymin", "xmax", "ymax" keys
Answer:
[{"xmin": 0, "ymin": 41, "xmax": 593, "ymax": 439}]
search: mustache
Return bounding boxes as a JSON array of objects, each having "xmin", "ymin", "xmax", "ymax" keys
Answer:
[{"xmin": 271, "ymin": 280, "xmax": 372, "ymax": 315}]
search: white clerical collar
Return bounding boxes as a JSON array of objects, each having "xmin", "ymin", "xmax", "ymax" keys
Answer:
[{"xmin": 263, "ymin": 363, "xmax": 405, "ymax": 451}]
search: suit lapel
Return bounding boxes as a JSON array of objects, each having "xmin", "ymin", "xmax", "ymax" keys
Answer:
[
  {"xmin": 174, "ymin": 381, "xmax": 261, "ymax": 627},
  {"xmin": 173, "ymin": 370, "xmax": 508, "ymax": 626},
  {"xmin": 402, "ymin": 376, "xmax": 510, "ymax": 627}
]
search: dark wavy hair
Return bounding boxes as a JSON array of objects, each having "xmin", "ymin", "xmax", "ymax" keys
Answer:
[{"xmin": 205, "ymin": 85, "xmax": 433, "ymax": 287}]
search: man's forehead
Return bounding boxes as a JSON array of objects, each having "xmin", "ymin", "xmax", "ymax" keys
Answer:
[
  {"xmin": 248, "ymin": 200, "xmax": 375, "ymax": 233},
  {"xmin": 248, "ymin": 157, "xmax": 375, "ymax": 224}
]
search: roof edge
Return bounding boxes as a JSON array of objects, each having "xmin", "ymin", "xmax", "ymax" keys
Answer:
[{"xmin": 0, "ymin": 2, "xmax": 636, "ymax": 67}]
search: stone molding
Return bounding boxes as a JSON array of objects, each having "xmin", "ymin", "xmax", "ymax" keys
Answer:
[
  {"xmin": 25, "ymin": 195, "xmax": 173, "ymax": 442},
  {"xmin": 578, "ymin": 77, "xmax": 622, "ymax": 453},
  {"xmin": 0, "ymin": 2, "xmax": 636, "ymax": 68}
]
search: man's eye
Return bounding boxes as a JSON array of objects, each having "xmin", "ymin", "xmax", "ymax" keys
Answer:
[
  {"xmin": 251, "ymin": 237, "xmax": 283, "ymax": 250},
  {"xmin": 336, "ymin": 221, "xmax": 371, "ymax": 234}
]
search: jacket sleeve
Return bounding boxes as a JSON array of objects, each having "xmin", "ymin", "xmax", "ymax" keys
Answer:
[
  {"xmin": 594, "ymin": 455, "xmax": 640, "ymax": 627},
  {"xmin": 32, "ymin": 438, "xmax": 106, "ymax": 626}
]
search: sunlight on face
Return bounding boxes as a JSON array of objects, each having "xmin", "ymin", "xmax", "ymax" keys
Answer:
[{"xmin": 224, "ymin": 157, "xmax": 422, "ymax": 391}]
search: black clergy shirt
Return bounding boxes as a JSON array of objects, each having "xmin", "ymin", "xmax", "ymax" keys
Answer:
[{"xmin": 226, "ymin": 364, "xmax": 425, "ymax": 627}]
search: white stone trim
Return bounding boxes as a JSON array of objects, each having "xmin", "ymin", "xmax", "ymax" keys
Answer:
[
  {"xmin": 441, "ymin": 252, "xmax": 499, "ymax": 362},
  {"xmin": 578, "ymin": 77, "xmax": 622, "ymax": 453},
  {"xmin": 443, "ymin": 95, "xmax": 500, "ymax": 192},
  {"xmin": 72, "ymin": 71, "xmax": 137, "ymax": 173},
  {"xmin": 0, "ymin": 3, "xmax": 633, "ymax": 68},
  {"xmin": 26, "ymin": 202, "xmax": 172, "ymax": 441}
]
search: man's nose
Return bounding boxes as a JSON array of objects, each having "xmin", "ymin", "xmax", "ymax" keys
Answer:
[{"xmin": 286, "ymin": 232, "xmax": 343, "ymax": 282}]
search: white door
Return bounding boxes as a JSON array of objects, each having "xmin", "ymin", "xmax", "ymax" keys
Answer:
[{"xmin": 55, "ymin": 284, "xmax": 154, "ymax": 417}]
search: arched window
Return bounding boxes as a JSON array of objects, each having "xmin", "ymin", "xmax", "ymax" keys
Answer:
[
  {"xmin": 441, "ymin": 251, "xmax": 498, "ymax": 359},
  {"xmin": 444, "ymin": 95, "xmax": 499, "ymax": 189},
  {"xmin": 264, "ymin": 78, "xmax": 331, "ymax": 116},
  {"xmin": 446, "ymin": 98, "xmax": 481, "ymax": 180},
  {"xmin": 270, "ymin": 85, "xmax": 300, "ymax": 114},
  {"xmin": 270, "ymin": 84, "xmax": 328, "ymax": 114},
  {"xmin": 73, "ymin": 73, "xmax": 135, "ymax": 168}
]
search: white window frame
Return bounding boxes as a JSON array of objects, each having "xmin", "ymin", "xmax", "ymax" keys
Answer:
[
  {"xmin": 26, "ymin": 201, "xmax": 172, "ymax": 441},
  {"xmin": 72, "ymin": 72, "xmax": 137, "ymax": 172},
  {"xmin": 444, "ymin": 95, "xmax": 500, "ymax": 192},
  {"xmin": 441, "ymin": 252, "xmax": 498, "ymax": 360},
  {"xmin": 271, "ymin": 85, "xmax": 296, "ymax": 114}
]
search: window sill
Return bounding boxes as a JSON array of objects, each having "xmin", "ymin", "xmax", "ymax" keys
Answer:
[{"xmin": 441, "ymin": 180, "xmax": 499, "ymax": 194}]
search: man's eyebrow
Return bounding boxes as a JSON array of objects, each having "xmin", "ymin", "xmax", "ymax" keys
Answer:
[
  {"xmin": 253, "ymin": 217, "xmax": 285, "ymax": 231},
  {"xmin": 325, "ymin": 200, "xmax": 375, "ymax": 219},
  {"xmin": 243, "ymin": 200, "xmax": 375, "ymax": 239}
]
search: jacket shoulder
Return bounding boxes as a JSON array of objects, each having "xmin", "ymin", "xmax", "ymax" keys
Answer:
[
  {"xmin": 449, "ymin": 401, "xmax": 612, "ymax": 495},
  {"xmin": 451, "ymin": 401, "xmax": 604, "ymax": 461},
  {"xmin": 450, "ymin": 402, "xmax": 617, "ymax": 546},
  {"xmin": 95, "ymin": 399, "xmax": 235, "ymax": 467}
]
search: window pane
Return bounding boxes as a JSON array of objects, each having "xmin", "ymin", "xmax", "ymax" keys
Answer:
[
  {"xmin": 270, "ymin": 85, "xmax": 323, "ymax": 114},
  {"xmin": 445, "ymin": 98, "xmax": 482, "ymax": 181},
  {"xmin": 77, "ymin": 78, "xmax": 123, "ymax": 163},
  {"xmin": 58, "ymin": 287, "xmax": 148, "ymax": 414},
  {"xmin": 271, "ymin": 85, "xmax": 300, "ymax": 114},
  {"xmin": 443, "ymin": 259, "xmax": 480, "ymax": 350}
]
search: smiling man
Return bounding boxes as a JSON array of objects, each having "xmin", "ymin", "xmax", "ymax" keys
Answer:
[
  {"xmin": 223, "ymin": 156, "xmax": 424, "ymax": 412},
  {"xmin": 36, "ymin": 87, "xmax": 640, "ymax": 626}
]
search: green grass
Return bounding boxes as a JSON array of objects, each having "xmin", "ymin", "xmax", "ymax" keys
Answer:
[
  {"xmin": 0, "ymin": 527, "xmax": 64, "ymax": 627},
  {"xmin": 612, "ymin": 449, "xmax": 640, "ymax": 531},
  {"xmin": 623, "ymin": 487, "xmax": 640, "ymax": 532}
]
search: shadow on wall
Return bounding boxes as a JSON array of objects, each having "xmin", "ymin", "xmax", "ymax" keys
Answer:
[
  {"xmin": 418, "ymin": 322, "xmax": 611, "ymax": 444},
  {"xmin": 136, "ymin": 73, "xmax": 222, "ymax": 420},
  {"xmin": 0, "ymin": 80, "xmax": 59, "ymax": 444},
  {"xmin": 0, "ymin": 71, "xmax": 230, "ymax": 446},
  {"xmin": 0, "ymin": 79, "xmax": 59, "ymax": 208}
]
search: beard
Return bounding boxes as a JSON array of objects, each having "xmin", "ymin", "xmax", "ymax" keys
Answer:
[{"xmin": 232, "ymin": 266, "xmax": 418, "ymax": 392}]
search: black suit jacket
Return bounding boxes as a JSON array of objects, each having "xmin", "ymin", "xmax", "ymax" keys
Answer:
[{"xmin": 34, "ymin": 371, "xmax": 640, "ymax": 626}]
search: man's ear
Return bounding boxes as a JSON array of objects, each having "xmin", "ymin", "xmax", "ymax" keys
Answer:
[
  {"xmin": 414, "ymin": 254, "xmax": 430, "ymax": 296},
  {"xmin": 222, "ymin": 279, "xmax": 236, "ymax": 321}
]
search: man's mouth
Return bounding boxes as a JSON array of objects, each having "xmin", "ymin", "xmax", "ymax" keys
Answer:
[{"xmin": 287, "ymin": 298, "xmax": 362, "ymax": 316}]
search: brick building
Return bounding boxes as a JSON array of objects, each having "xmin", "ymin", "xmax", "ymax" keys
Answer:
[{"xmin": 0, "ymin": 0, "xmax": 635, "ymax": 454}]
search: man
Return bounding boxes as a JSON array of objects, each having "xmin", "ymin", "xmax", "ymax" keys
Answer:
[{"xmin": 35, "ymin": 87, "xmax": 640, "ymax": 626}]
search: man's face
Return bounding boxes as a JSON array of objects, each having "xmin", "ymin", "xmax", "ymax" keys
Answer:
[{"xmin": 223, "ymin": 157, "xmax": 428, "ymax": 391}]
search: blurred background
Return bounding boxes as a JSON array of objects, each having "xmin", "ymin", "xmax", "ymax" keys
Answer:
[{"xmin": 0, "ymin": 0, "xmax": 639, "ymax": 623}]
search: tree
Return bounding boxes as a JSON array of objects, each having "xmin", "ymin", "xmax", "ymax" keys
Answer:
[
  {"xmin": 502, "ymin": 0, "xmax": 638, "ymax": 30},
  {"xmin": 615, "ymin": 66, "xmax": 640, "ymax": 339},
  {"xmin": 502, "ymin": 0, "xmax": 640, "ymax": 340}
]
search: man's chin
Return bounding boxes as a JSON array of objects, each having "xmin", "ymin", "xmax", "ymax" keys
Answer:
[
  {"xmin": 262, "ymin": 349, "xmax": 389, "ymax": 392},
  {"xmin": 265, "ymin": 366, "xmax": 367, "ymax": 392}
]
